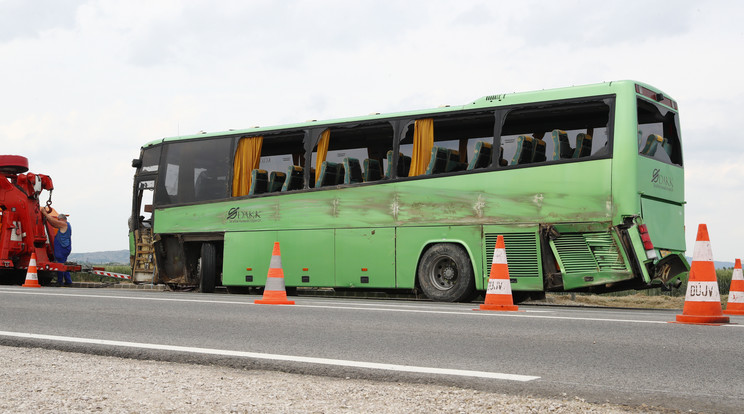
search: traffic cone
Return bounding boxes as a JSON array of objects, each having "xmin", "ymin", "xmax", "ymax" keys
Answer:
[
  {"xmin": 723, "ymin": 258, "xmax": 744, "ymax": 315},
  {"xmin": 255, "ymin": 242, "xmax": 294, "ymax": 305},
  {"xmin": 478, "ymin": 235, "xmax": 519, "ymax": 311},
  {"xmin": 21, "ymin": 253, "xmax": 42, "ymax": 288},
  {"xmin": 674, "ymin": 224, "xmax": 729, "ymax": 324}
]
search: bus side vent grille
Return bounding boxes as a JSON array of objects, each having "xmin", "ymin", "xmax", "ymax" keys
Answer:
[
  {"xmin": 485, "ymin": 233, "xmax": 540, "ymax": 277},
  {"xmin": 584, "ymin": 233, "xmax": 626, "ymax": 271},
  {"xmin": 553, "ymin": 233, "xmax": 626, "ymax": 274}
]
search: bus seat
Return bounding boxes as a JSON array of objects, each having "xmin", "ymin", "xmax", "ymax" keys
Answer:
[
  {"xmin": 640, "ymin": 134, "xmax": 662, "ymax": 156},
  {"xmin": 660, "ymin": 137, "xmax": 674, "ymax": 158},
  {"xmin": 363, "ymin": 158, "xmax": 382, "ymax": 182},
  {"xmin": 499, "ymin": 146, "xmax": 508, "ymax": 166},
  {"xmin": 445, "ymin": 150, "xmax": 467, "ymax": 172},
  {"xmin": 510, "ymin": 135, "xmax": 535, "ymax": 165},
  {"xmin": 316, "ymin": 161, "xmax": 341, "ymax": 187},
  {"xmin": 467, "ymin": 141, "xmax": 492, "ymax": 170},
  {"xmin": 425, "ymin": 147, "xmax": 449, "ymax": 175},
  {"xmin": 532, "ymin": 138, "xmax": 547, "ymax": 162},
  {"xmin": 386, "ymin": 150, "xmax": 411, "ymax": 178},
  {"xmin": 343, "ymin": 158, "xmax": 363, "ymax": 184},
  {"xmin": 549, "ymin": 130, "xmax": 562, "ymax": 160},
  {"xmin": 385, "ymin": 150, "xmax": 394, "ymax": 177},
  {"xmin": 573, "ymin": 133, "xmax": 593, "ymax": 158},
  {"xmin": 249, "ymin": 169, "xmax": 268, "ymax": 195},
  {"xmin": 549, "ymin": 130, "xmax": 573, "ymax": 159},
  {"xmin": 282, "ymin": 166, "xmax": 304, "ymax": 191},
  {"xmin": 336, "ymin": 163, "xmax": 346, "ymax": 185},
  {"xmin": 268, "ymin": 171, "xmax": 286, "ymax": 192}
]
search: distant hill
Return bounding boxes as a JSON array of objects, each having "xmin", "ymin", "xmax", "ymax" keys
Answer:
[
  {"xmin": 69, "ymin": 250, "xmax": 130, "ymax": 265},
  {"xmin": 686, "ymin": 257, "xmax": 734, "ymax": 270}
]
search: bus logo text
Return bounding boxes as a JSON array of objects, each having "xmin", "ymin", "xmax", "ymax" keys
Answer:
[
  {"xmin": 651, "ymin": 168, "xmax": 673, "ymax": 191},
  {"xmin": 226, "ymin": 207, "xmax": 261, "ymax": 222}
]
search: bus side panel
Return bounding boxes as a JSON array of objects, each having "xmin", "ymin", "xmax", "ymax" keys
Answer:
[
  {"xmin": 335, "ymin": 228, "xmax": 395, "ymax": 288},
  {"xmin": 223, "ymin": 230, "xmax": 336, "ymax": 287},
  {"xmin": 394, "ymin": 161, "xmax": 614, "ymax": 227},
  {"xmin": 395, "ymin": 225, "xmax": 484, "ymax": 290},
  {"xmin": 223, "ymin": 231, "xmax": 276, "ymax": 287},
  {"xmin": 153, "ymin": 161, "xmax": 615, "ymax": 236},
  {"xmin": 279, "ymin": 229, "xmax": 335, "ymax": 287}
]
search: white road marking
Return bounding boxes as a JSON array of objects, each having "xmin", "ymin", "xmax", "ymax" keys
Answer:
[{"xmin": 0, "ymin": 330, "xmax": 540, "ymax": 382}]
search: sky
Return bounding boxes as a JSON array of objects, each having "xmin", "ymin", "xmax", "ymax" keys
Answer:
[{"xmin": 1, "ymin": 0, "xmax": 743, "ymax": 262}]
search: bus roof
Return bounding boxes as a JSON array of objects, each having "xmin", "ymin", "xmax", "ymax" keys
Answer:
[{"xmin": 143, "ymin": 80, "xmax": 672, "ymax": 148}]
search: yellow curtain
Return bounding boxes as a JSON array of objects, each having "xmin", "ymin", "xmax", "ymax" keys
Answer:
[
  {"xmin": 232, "ymin": 136, "xmax": 263, "ymax": 197},
  {"xmin": 458, "ymin": 138, "xmax": 468, "ymax": 162},
  {"xmin": 408, "ymin": 118, "xmax": 434, "ymax": 177},
  {"xmin": 314, "ymin": 129, "xmax": 330, "ymax": 183}
]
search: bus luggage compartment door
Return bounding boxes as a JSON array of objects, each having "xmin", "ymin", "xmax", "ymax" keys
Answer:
[
  {"xmin": 335, "ymin": 228, "xmax": 395, "ymax": 288},
  {"xmin": 222, "ymin": 230, "xmax": 335, "ymax": 288},
  {"xmin": 549, "ymin": 231, "xmax": 633, "ymax": 290}
]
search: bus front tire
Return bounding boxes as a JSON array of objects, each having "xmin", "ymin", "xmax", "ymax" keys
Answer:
[
  {"xmin": 199, "ymin": 243, "xmax": 217, "ymax": 293},
  {"xmin": 417, "ymin": 243, "xmax": 475, "ymax": 302}
]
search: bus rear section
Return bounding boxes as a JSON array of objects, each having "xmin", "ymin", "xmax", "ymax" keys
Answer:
[{"xmin": 631, "ymin": 87, "xmax": 688, "ymax": 288}]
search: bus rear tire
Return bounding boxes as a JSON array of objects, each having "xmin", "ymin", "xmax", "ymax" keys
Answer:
[
  {"xmin": 417, "ymin": 243, "xmax": 475, "ymax": 302},
  {"xmin": 199, "ymin": 243, "xmax": 217, "ymax": 293}
]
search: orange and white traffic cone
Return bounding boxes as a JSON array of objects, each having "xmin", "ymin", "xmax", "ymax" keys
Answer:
[
  {"xmin": 21, "ymin": 253, "xmax": 42, "ymax": 288},
  {"xmin": 723, "ymin": 258, "xmax": 744, "ymax": 315},
  {"xmin": 255, "ymin": 242, "xmax": 294, "ymax": 305},
  {"xmin": 674, "ymin": 224, "xmax": 729, "ymax": 325},
  {"xmin": 478, "ymin": 235, "xmax": 519, "ymax": 311}
]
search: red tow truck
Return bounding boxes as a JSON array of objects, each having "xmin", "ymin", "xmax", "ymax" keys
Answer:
[{"xmin": 0, "ymin": 155, "xmax": 81, "ymax": 285}]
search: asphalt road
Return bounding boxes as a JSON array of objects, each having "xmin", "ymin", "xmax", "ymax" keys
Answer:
[{"xmin": 1, "ymin": 286, "xmax": 742, "ymax": 413}]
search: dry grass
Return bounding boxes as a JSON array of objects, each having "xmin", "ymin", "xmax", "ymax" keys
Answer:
[{"xmin": 536, "ymin": 293, "xmax": 721, "ymax": 309}]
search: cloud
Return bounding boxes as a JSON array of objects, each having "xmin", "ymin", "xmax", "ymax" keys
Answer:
[
  {"xmin": 0, "ymin": 0, "xmax": 84, "ymax": 41},
  {"xmin": 505, "ymin": 0, "xmax": 697, "ymax": 48}
]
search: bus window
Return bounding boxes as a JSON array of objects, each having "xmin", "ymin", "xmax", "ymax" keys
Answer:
[
  {"xmin": 155, "ymin": 137, "xmax": 232, "ymax": 205},
  {"xmin": 397, "ymin": 113, "xmax": 495, "ymax": 176},
  {"xmin": 637, "ymin": 98, "xmax": 682, "ymax": 166},
  {"xmin": 260, "ymin": 154, "xmax": 294, "ymax": 177},
  {"xmin": 501, "ymin": 100, "xmax": 611, "ymax": 165},
  {"xmin": 254, "ymin": 132, "xmax": 304, "ymax": 192},
  {"xmin": 312, "ymin": 122, "xmax": 394, "ymax": 185},
  {"xmin": 139, "ymin": 146, "xmax": 161, "ymax": 173}
]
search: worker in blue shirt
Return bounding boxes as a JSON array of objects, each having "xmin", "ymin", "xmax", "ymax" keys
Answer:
[{"xmin": 42, "ymin": 208, "xmax": 73, "ymax": 286}]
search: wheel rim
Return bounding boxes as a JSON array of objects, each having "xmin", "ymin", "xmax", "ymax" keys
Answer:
[{"xmin": 429, "ymin": 256, "xmax": 459, "ymax": 291}]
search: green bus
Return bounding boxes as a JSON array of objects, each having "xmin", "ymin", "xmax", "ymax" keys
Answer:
[{"xmin": 129, "ymin": 80, "xmax": 688, "ymax": 302}]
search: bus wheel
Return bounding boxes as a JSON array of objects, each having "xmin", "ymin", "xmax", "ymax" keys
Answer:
[
  {"xmin": 417, "ymin": 243, "xmax": 475, "ymax": 302},
  {"xmin": 198, "ymin": 243, "xmax": 217, "ymax": 293}
]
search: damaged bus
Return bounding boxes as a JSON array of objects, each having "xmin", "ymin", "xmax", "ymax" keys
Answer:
[{"xmin": 130, "ymin": 80, "xmax": 688, "ymax": 302}]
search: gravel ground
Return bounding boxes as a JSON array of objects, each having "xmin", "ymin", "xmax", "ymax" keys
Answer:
[{"xmin": 0, "ymin": 345, "xmax": 673, "ymax": 414}]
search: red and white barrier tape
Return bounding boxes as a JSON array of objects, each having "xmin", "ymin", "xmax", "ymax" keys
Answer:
[{"xmin": 92, "ymin": 270, "xmax": 132, "ymax": 280}]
